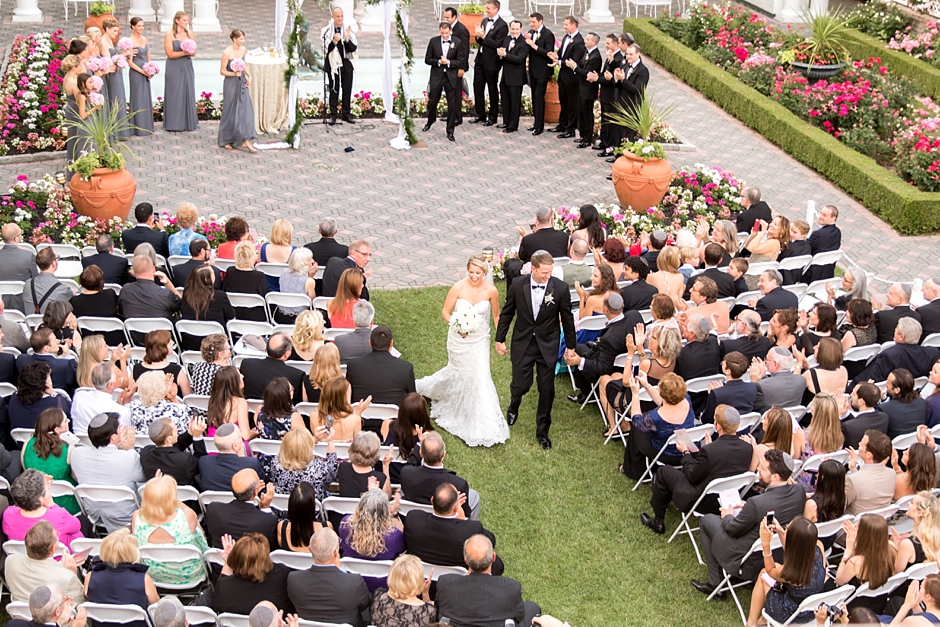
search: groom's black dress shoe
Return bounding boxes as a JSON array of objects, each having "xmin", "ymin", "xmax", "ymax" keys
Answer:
[
  {"xmin": 567, "ymin": 393, "xmax": 586, "ymax": 404},
  {"xmin": 506, "ymin": 407, "xmax": 518, "ymax": 426},
  {"xmin": 640, "ymin": 513, "xmax": 665, "ymax": 534},
  {"xmin": 690, "ymin": 580, "xmax": 725, "ymax": 600},
  {"xmin": 538, "ymin": 436, "xmax": 552, "ymax": 449}
]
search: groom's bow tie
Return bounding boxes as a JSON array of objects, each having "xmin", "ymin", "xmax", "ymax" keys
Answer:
[{"xmin": 532, "ymin": 284, "xmax": 546, "ymax": 290}]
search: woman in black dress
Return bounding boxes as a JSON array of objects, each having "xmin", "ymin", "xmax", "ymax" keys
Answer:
[
  {"xmin": 370, "ymin": 555, "xmax": 435, "ymax": 627},
  {"xmin": 70, "ymin": 265, "xmax": 119, "ymax": 319},
  {"xmin": 337, "ymin": 431, "xmax": 391, "ymax": 497},
  {"xmin": 213, "ymin": 533, "xmax": 294, "ymax": 614},
  {"xmin": 180, "ymin": 266, "xmax": 235, "ymax": 350},
  {"xmin": 84, "ymin": 528, "xmax": 159, "ymax": 622}
]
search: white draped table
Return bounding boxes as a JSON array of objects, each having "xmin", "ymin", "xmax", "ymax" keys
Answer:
[{"xmin": 246, "ymin": 52, "xmax": 290, "ymax": 135}]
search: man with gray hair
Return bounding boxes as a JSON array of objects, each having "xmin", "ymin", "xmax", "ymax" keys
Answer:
[
  {"xmin": 70, "ymin": 360, "xmax": 134, "ymax": 435},
  {"xmin": 333, "ymin": 300, "xmax": 375, "ymax": 363},
  {"xmin": 854, "ymin": 316, "xmax": 940, "ymax": 386},
  {"xmin": 503, "ymin": 206, "xmax": 569, "ymax": 284},
  {"xmin": 287, "ymin": 528, "xmax": 370, "ymax": 627},
  {"xmin": 322, "ymin": 239, "xmax": 371, "ymax": 300},
  {"xmin": 399, "ymin": 431, "xmax": 478, "ymax": 519},
  {"xmin": 918, "ymin": 276, "xmax": 940, "ymax": 338},
  {"xmin": 641, "ymin": 404, "xmax": 754, "ymax": 535},
  {"xmin": 198, "ymin": 423, "xmax": 265, "ymax": 491},
  {"xmin": 751, "ymin": 269, "xmax": 798, "ymax": 322},
  {"xmin": 304, "ymin": 217, "xmax": 348, "ymax": 273},
  {"xmin": 567, "ymin": 31, "xmax": 601, "ymax": 148},
  {"xmin": 561, "ymin": 238, "xmax": 592, "ymax": 288},
  {"xmin": 80, "ymin": 234, "xmax": 129, "ymax": 285},
  {"xmin": 734, "ymin": 187, "xmax": 772, "ymax": 234},
  {"xmin": 750, "ymin": 346, "xmax": 807, "ymax": 413},
  {"xmin": 675, "ymin": 313, "xmax": 721, "ymax": 383},
  {"xmin": 436, "ymin": 534, "xmax": 540, "ymax": 627},
  {"xmin": 5, "ymin": 523, "xmax": 86, "ymax": 603},
  {"xmin": 8, "ymin": 584, "xmax": 87, "ymax": 627},
  {"xmin": 150, "ymin": 596, "xmax": 187, "ymax": 627},
  {"xmin": 875, "ymin": 281, "xmax": 922, "ymax": 343}
]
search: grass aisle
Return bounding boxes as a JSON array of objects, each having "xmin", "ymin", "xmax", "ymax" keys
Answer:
[{"xmin": 373, "ymin": 286, "xmax": 746, "ymax": 627}]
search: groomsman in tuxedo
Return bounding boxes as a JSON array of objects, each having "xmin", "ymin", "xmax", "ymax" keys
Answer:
[
  {"xmin": 497, "ymin": 20, "xmax": 528, "ymax": 133},
  {"xmin": 548, "ymin": 16, "xmax": 584, "ymax": 138},
  {"xmin": 471, "ymin": 0, "xmax": 508, "ymax": 126},
  {"xmin": 524, "ymin": 12, "xmax": 554, "ymax": 136},
  {"xmin": 568, "ymin": 32, "xmax": 601, "ymax": 149},
  {"xmin": 613, "ymin": 42, "xmax": 649, "ymax": 142},
  {"xmin": 803, "ymin": 205, "xmax": 842, "ymax": 282},
  {"xmin": 443, "ymin": 7, "xmax": 470, "ymax": 125},
  {"xmin": 424, "ymin": 22, "xmax": 467, "ymax": 142},
  {"xmin": 594, "ymin": 34, "xmax": 624, "ymax": 158}
]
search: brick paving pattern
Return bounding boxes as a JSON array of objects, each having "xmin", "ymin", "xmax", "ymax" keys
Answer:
[{"xmin": 0, "ymin": 0, "xmax": 936, "ymax": 289}]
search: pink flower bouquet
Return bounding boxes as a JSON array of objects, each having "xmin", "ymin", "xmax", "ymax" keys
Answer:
[
  {"xmin": 180, "ymin": 39, "xmax": 197, "ymax": 55},
  {"xmin": 88, "ymin": 92, "xmax": 105, "ymax": 107},
  {"xmin": 111, "ymin": 54, "xmax": 128, "ymax": 70},
  {"xmin": 85, "ymin": 57, "xmax": 101, "ymax": 72},
  {"xmin": 142, "ymin": 61, "xmax": 160, "ymax": 77},
  {"xmin": 98, "ymin": 56, "xmax": 115, "ymax": 72},
  {"xmin": 89, "ymin": 75, "xmax": 103, "ymax": 91},
  {"xmin": 229, "ymin": 58, "xmax": 246, "ymax": 73},
  {"xmin": 117, "ymin": 37, "xmax": 133, "ymax": 52}
]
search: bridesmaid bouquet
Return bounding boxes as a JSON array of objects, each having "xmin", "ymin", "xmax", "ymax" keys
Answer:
[
  {"xmin": 117, "ymin": 37, "xmax": 134, "ymax": 52},
  {"xmin": 451, "ymin": 309, "xmax": 484, "ymax": 337},
  {"xmin": 142, "ymin": 62, "xmax": 160, "ymax": 77},
  {"xmin": 89, "ymin": 75, "xmax": 104, "ymax": 91},
  {"xmin": 85, "ymin": 57, "xmax": 101, "ymax": 72},
  {"xmin": 230, "ymin": 58, "xmax": 246, "ymax": 73},
  {"xmin": 111, "ymin": 54, "xmax": 128, "ymax": 70},
  {"xmin": 180, "ymin": 40, "xmax": 197, "ymax": 54},
  {"xmin": 98, "ymin": 56, "xmax": 115, "ymax": 72},
  {"xmin": 88, "ymin": 92, "xmax": 105, "ymax": 107}
]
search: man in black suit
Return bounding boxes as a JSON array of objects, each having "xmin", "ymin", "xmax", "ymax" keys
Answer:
[
  {"xmin": 497, "ymin": 20, "xmax": 528, "ymax": 133},
  {"xmin": 121, "ymin": 202, "xmax": 170, "ymax": 257},
  {"xmin": 403, "ymin": 483, "xmax": 504, "ymax": 575},
  {"xmin": 734, "ymin": 187, "xmax": 772, "ymax": 235},
  {"xmin": 287, "ymin": 528, "xmax": 371, "ymax": 627},
  {"xmin": 674, "ymin": 313, "xmax": 722, "ymax": 381},
  {"xmin": 424, "ymin": 21, "xmax": 468, "ymax": 142},
  {"xmin": 568, "ymin": 32, "xmax": 601, "ymax": 148},
  {"xmin": 321, "ymin": 7, "xmax": 358, "ymax": 125},
  {"xmin": 344, "ymin": 325, "xmax": 416, "ymax": 405},
  {"xmin": 8, "ymin": 584, "xmax": 85, "ymax": 627},
  {"xmin": 118, "ymin": 255, "xmax": 181, "ymax": 321},
  {"xmin": 139, "ymin": 416, "xmax": 208, "ymax": 487},
  {"xmin": 82, "ymin": 234, "xmax": 128, "ymax": 285},
  {"xmin": 875, "ymin": 282, "xmax": 922, "ymax": 344},
  {"xmin": 620, "ymin": 256, "xmax": 658, "ymax": 312},
  {"xmin": 524, "ymin": 12, "xmax": 554, "ymax": 135},
  {"xmin": 612, "ymin": 41, "xmax": 649, "ymax": 144},
  {"xmin": 594, "ymin": 34, "xmax": 624, "ymax": 157},
  {"xmin": 303, "ymin": 217, "xmax": 348, "ymax": 267},
  {"xmin": 495, "ymin": 251, "xmax": 577, "ymax": 449},
  {"xmin": 720, "ymin": 310, "xmax": 771, "ymax": 363},
  {"xmin": 701, "ymin": 351, "xmax": 757, "ymax": 422},
  {"xmin": 693, "ymin": 449, "xmax": 806, "ymax": 596},
  {"xmin": 239, "ymin": 333, "xmax": 307, "ymax": 404},
  {"xmin": 548, "ymin": 16, "xmax": 584, "ymax": 137},
  {"xmin": 803, "ymin": 205, "xmax": 842, "ymax": 282},
  {"xmin": 641, "ymin": 405, "xmax": 754, "ymax": 534},
  {"xmin": 436, "ymin": 534, "xmax": 540, "ymax": 627},
  {"xmin": 502, "ymin": 206, "xmax": 569, "ymax": 284},
  {"xmin": 470, "ymin": 0, "xmax": 507, "ymax": 126},
  {"xmin": 918, "ymin": 277, "xmax": 940, "ymax": 340},
  {"xmin": 16, "ymin": 328, "xmax": 77, "ymax": 394},
  {"xmin": 171, "ymin": 239, "xmax": 222, "ymax": 289},
  {"xmin": 640, "ymin": 229, "xmax": 666, "ymax": 273},
  {"xmin": 751, "ymin": 269, "xmax": 798, "ymax": 322},
  {"xmin": 399, "ymin": 432, "xmax": 475, "ymax": 519},
  {"xmin": 333, "ymin": 300, "xmax": 375, "ymax": 363},
  {"xmin": 842, "ymin": 382, "xmax": 890, "ymax": 449},
  {"xmin": 443, "ymin": 7, "xmax": 470, "ymax": 125},
  {"xmin": 684, "ymin": 243, "xmax": 736, "ymax": 300},
  {"xmin": 881, "ymin": 369, "xmax": 928, "ymax": 438},
  {"xmin": 204, "ymin": 467, "xmax": 278, "ymax": 549},
  {"xmin": 565, "ymin": 292, "xmax": 640, "ymax": 403},
  {"xmin": 322, "ymin": 239, "xmax": 371, "ymax": 300},
  {"xmin": 198, "ymin": 425, "xmax": 267, "ymax": 492},
  {"xmin": 854, "ymin": 318, "xmax": 940, "ymax": 386}
]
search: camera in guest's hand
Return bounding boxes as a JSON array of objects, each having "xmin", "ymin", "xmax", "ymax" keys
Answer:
[{"xmin": 820, "ymin": 603, "xmax": 844, "ymax": 620}]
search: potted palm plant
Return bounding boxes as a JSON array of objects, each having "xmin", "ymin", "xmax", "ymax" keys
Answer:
[
  {"xmin": 608, "ymin": 89, "xmax": 677, "ymax": 212},
  {"xmin": 780, "ymin": 8, "xmax": 852, "ymax": 80},
  {"xmin": 458, "ymin": 2, "xmax": 485, "ymax": 46},
  {"xmin": 67, "ymin": 104, "xmax": 139, "ymax": 222},
  {"xmin": 85, "ymin": 2, "xmax": 117, "ymax": 32}
]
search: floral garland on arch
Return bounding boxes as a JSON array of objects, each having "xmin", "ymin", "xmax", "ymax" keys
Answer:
[
  {"xmin": 365, "ymin": 0, "xmax": 417, "ymax": 145},
  {"xmin": 284, "ymin": 0, "xmax": 305, "ymax": 147}
]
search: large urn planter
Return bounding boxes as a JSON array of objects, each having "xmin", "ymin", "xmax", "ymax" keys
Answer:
[
  {"xmin": 611, "ymin": 152, "xmax": 673, "ymax": 212},
  {"xmin": 85, "ymin": 11, "xmax": 117, "ymax": 33},
  {"xmin": 69, "ymin": 167, "xmax": 136, "ymax": 222},
  {"xmin": 545, "ymin": 81, "xmax": 560, "ymax": 125},
  {"xmin": 458, "ymin": 13, "xmax": 483, "ymax": 45}
]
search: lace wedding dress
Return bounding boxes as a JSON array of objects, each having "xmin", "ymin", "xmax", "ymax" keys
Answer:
[{"xmin": 416, "ymin": 299, "xmax": 510, "ymax": 447}]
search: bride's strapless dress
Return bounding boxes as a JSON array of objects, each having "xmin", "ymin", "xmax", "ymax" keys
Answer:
[{"xmin": 416, "ymin": 299, "xmax": 509, "ymax": 447}]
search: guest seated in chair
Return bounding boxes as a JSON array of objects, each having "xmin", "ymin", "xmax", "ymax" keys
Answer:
[
  {"xmin": 276, "ymin": 248, "xmax": 318, "ymax": 323},
  {"xmin": 204, "ymin": 467, "xmax": 277, "ymax": 549},
  {"xmin": 6, "ymin": 537, "xmax": 85, "ymax": 605},
  {"xmin": 2, "ymin": 468, "xmax": 84, "ymax": 549},
  {"xmin": 701, "ymin": 351, "xmax": 757, "ymax": 423},
  {"xmin": 213, "ymin": 532, "xmax": 295, "ymax": 615},
  {"xmin": 345, "ymin": 325, "xmax": 416, "ymax": 406},
  {"xmin": 82, "ymin": 528, "xmax": 160, "ymax": 611},
  {"xmin": 338, "ymin": 488, "xmax": 405, "ymax": 593},
  {"xmin": 222, "ymin": 241, "xmax": 270, "ymax": 307},
  {"xmin": 620, "ymin": 372, "xmax": 694, "ymax": 481}
]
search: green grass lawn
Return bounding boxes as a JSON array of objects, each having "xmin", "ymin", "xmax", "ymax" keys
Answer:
[{"xmin": 372, "ymin": 286, "xmax": 750, "ymax": 627}]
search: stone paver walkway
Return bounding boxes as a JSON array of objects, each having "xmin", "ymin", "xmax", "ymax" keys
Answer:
[{"xmin": 0, "ymin": 0, "xmax": 936, "ymax": 289}]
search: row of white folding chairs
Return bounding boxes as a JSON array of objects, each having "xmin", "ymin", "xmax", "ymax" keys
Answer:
[
  {"xmin": 180, "ymin": 396, "xmax": 394, "ymax": 422},
  {"xmin": 247, "ymin": 438, "xmax": 403, "ymax": 463}
]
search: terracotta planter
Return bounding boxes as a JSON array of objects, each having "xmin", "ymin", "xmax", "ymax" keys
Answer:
[
  {"xmin": 544, "ymin": 80, "xmax": 560, "ymax": 125},
  {"xmin": 85, "ymin": 12, "xmax": 118, "ymax": 34},
  {"xmin": 611, "ymin": 153, "xmax": 673, "ymax": 212},
  {"xmin": 458, "ymin": 13, "xmax": 483, "ymax": 46},
  {"xmin": 70, "ymin": 167, "xmax": 136, "ymax": 222}
]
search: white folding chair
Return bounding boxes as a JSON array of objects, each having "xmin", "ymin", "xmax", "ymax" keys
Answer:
[
  {"xmin": 286, "ymin": 361, "xmax": 313, "ymax": 373},
  {"xmin": 784, "ymin": 405, "xmax": 807, "ymax": 425},
  {"xmin": 76, "ymin": 317, "xmax": 128, "ymax": 345},
  {"xmin": 744, "ymin": 261, "xmax": 779, "ymax": 277},
  {"xmin": 3, "ymin": 540, "xmax": 67, "ymax": 557},
  {"xmin": 80, "ymin": 603, "xmax": 153, "ymax": 626},
  {"xmin": 793, "ymin": 450, "xmax": 849, "ymax": 482},
  {"xmin": 124, "ymin": 318, "xmax": 177, "ymax": 348},
  {"xmin": 567, "ymin": 315, "xmax": 608, "ymax": 393},
  {"xmin": 138, "ymin": 544, "xmax": 207, "ymax": 590},
  {"xmin": 6, "ymin": 602, "xmax": 31, "ymax": 620},
  {"xmin": 906, "ymin": 562, "xmax": 940, "ymax": 580},
  {"xmin": 180, "ymin": 351, "xmax": 205, "ymax": 374},
  {"xmin": 10, "ymin": 428, "xmax": 33, "ymax": 444},
  {"xmin": 859, "ymin": 504, "xmax": 900, "ymax": 522},
  {"xmin": 632, "ymin": 424, "xmax": 715, "ymax": 491},
  {"xmin": 103, "ymin": 283, "xmax": 123, "ymax": 295},
  {"xmin": 804, "ymin": 250, "xmax": 844, "ymax": 278},
  {"xmin": 313, "ymin": 441, "xmax": 351, "ymax": 459},
  {"xmin": 204, "ymin": 548, "xmax": 226, "ymax": 569},
  {"xmin": 843, "ymin": 343, "xmax": 882, "ymax": 369},
  {"xmin": 73, "ymin": 484, "xmax": 139, "ymax": 528},
  {"xmin": 176, "ymin": 320, "xmax": 226, "ymax": 346},
  {"xmin": 893, "ymin": 431, "xmax": 920, "ymax": 451},
  {"xmin": 0, "ymin": 382, "xmax": 16, "ymax": 398},
  {"xmin": 70, "ymin": 537, "xmax": 104, "ymax": 557},
  {"xmin": 228, "ymin": 293, "xmax": 268, "ymax": 321},
  {"xmin": 322, "ymin": 496, "xmax": 361, "ymax": 517},
  {"xmin": 398, "ymin": 499, "xmax": 435, "ymax": 515},
  {"xmin": 295, "ymin": 402, "xmax": 318, "ymax": 416},
  {"xmin": 25, "ymin": 314, "xmax": 43, "ymax": 331},
  {"xmin": 360, "ymin": 403, "xmax": 400, "ymax": 420},
  {"xmin": 249, "ymin": 439, "xmax": 281, "ymax": 457},
  {"xmin": 49, "ymin": 480, "xmax": 77, "ymax": 503},
  {"xmin": 265, "ymin": 293, "xmax": 312, "ymax": 321},
  {"xmin": 183, "ymin": 394, "xmax": 210, "ymax": 413},
  {"xmin": 218, "ymin": 614, "xmax": 250, "ymax": 627},
  {"xmin": 323, "ymin": 327, "xmax": 354, "ymax": 341},
  {"xmin": 734, "ymin": 290, "xmax": 762, "ymax": 307},
  {"xmin": 213, "ymin": 259, "xmax": 236, "ymax": 272},
  {"xmin": 711, "ymin": 535, "xmax": 782, "ymax": 622},
  {"xmin": 0, "ymin": 281, "xmax": 24, "ymax": 297},
  {"xmin": 270, "ymin": 550, "xmax": 315, "ymax": 570},
  {"xmin": 666, "ymin": 471, "xmax": 758, "ymax": 565},
  {"xmin": 198, "ymin": 491, "xmax": 235, "ymax": 518},
  {"xmin": 226, "ymin": 320, "xmax": 274, "ymax": 346},
  {"xmin": 312, "ymin": 296, "xmax": 333, "ymax": 312},
  {"xmin": 684, "ymin": 374, "xmax": 726, "ymax": 394},
  {"xmin": 420, "ymin": 561, "xmax": 467, "ymax": 580},
  {"xmin": 340, "ymin": 557, "xmax": 394, "ymax": 579},
  {"xmin": 761, "ymin": 585, "xmax": 854, "ymax": 627},
  {"xmin": 181, "ymin": 606, "xmax": 219, "ymax": 626},
  {"xmin": 777, "ymin": 254, "xmax": 812, "ymax": 275},
  {"xmin": 736, "ymin": 412, "xmax": 762, "ymax": 434},
  {"xmin": 923, "ymin": 332, "xmax": 940, "ymax": 348},
  {"xmin": 255, "ymin": 263, "xmax": 289, "ymax": 280}
]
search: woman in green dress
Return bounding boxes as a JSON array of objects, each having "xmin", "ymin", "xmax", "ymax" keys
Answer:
[{"xmin": 20, "ymin": 408, "xmax": 80, "ymax": 515}]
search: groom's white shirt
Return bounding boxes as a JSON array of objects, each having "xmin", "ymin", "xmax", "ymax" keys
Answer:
[{"xmin": 530, "ymin": 277, "xmax": 548, "ymax": 319}]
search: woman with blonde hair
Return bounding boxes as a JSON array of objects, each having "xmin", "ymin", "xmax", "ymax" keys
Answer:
[
  {"xmin": 128, "ymin": 370, "xmax": 190, "ymax": 435},
  {"xmin": 131, "ymin": 475, "xmax": 208, "ymax": 586},
  {"xmin": 896, "ymin": 492, "xmax": 940, "ymax": 573},
  {"xmin": 328, "ymin": 268, "xmax": 363, "ymax": 329},
  {"xmin": 291, "ymin": 310, "xmax": 327, "ymax": 361},
  {"xmin": 793, "ymin": 394, "xmax": 844, "ymax": 486},
  {"xmin": 743, "ymin": 215, "xmax": 790, "ymax": 291},
  {"xmin": 316, "ymin": 377, "xmax": 368, "ymax": 441},
  {"xmin": 307, "ymin": 343, "xmax": 341, "ymax": 403},
  {"xmin": 222, "ymin": 241, "xmax": 270, "ymax": 302},
  {"xmin": 695, "ymin": 218, "xmax": 738, "ymax": 267},
  {"xmin": 163, "ymin": 10, "xmax": 197, "ymax": 132},
  {"xmin": 76, "ymin": 335, "xmax": 124, "ymax": 389},
  {"xmin": 277, "ymin": 247, "xmax": 317, "ymax": 320},
  {"xmin": 339, "ymin": 490, "xmax": 405, "ymax": 588},
  {"xmin": 370, "ymin": 554, "xmax": 435, "ymax": 627},
  {"xmin": 261, "ymin": 219, "xmax": 297, "ymax": 290},
  {"xmin": 647, "ymin": 246, "xmax": 685, "ymax": 298},
  {"xmin": 84, "ymin": 528, "xmax": 160, "ymax": 611},
  {"xmin": 168, "ymin": 203, "xmax": 205, "ymax": 256},
  {"xmin": 267, "ymin": 427, "xmax": 338, "ymax": 502},
  {"xmin": 746, "ymin": 407, "xmax": 796, "ymax": 471}
]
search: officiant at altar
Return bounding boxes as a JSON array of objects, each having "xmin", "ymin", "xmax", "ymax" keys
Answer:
[{"xmin": 321, "ymin": 7, "xmax": 357, "ymax": 125}]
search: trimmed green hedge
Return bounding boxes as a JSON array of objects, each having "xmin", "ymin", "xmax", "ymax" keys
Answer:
[
  {"xmin": 844, "ymin": 28, "xmax": 940, "ymax": 101},
  {"xmin": 625, "ymin": 18, "xmax": 940, "ymax": 234}
]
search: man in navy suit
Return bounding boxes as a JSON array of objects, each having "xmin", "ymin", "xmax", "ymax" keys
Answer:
[
  {"xmin": 594, "ymin": 34, "xmax": 624, "ymax": 156},
  {"xmin": 322, "ymin": 239, "xmax": 371, "ymax": 300},
  {"xmin": 198, "ymin": 424, "xmax": 266, "ymax": 491},
  {"xmin": 470, "ymin": 0, "xmax": 508, "ymax": 126},
  {"xmin": 803, "ymin": 205, "xmax": 842, "ymax": 282},
  {"xmin": 919, "ymin": 277, "xmax": 940, "ymax": 340},
  {"xmin": 750, "ymin": 269, "xmax": 798, "ymax": 321},
  {"xmin": 81, "ymin": 234, "xmax": 128, "ymax": 285},
  {"xmin": 16, "ymin": 328, "xmax": 77, "ymax": 394},
  {"xmin": 701, "ymin": 351, "xmax": 757, "ymax": 422},
  {"xmin": 612, "ymin": 41, "xmax": 649, "ymax": 144},
  {"xmin": 121, "ymin": 202, "xmax": 170, "ymax": 257}
]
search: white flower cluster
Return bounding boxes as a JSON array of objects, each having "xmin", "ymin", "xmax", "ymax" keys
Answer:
[{"xmin": 450, "ymin": 308, "xmax": 483, "ymax": 336}]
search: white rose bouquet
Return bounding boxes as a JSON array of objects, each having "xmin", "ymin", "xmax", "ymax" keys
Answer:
[{"xmin": 450, "ymin": 308, "xmax": 483, "ymax": 337}]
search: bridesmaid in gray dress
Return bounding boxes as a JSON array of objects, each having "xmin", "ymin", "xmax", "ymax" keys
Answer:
[
  {"xmin": 85, "ymin": 28, "xmax": 111, "ymax": 133},
  {"xmin": 62, "ymin": 55, "xmax": 86, "ymax": 163},
  {"xmin": 101, "ymin": 19, "xmax": 130, "ymax": 139},
  {"xmin": 217, "ymin": 29, "xmax": 258, "ymax": 152},
  {"xmin": 127, "ymin": 17, "xmax": 155, "ymax": 136},
  {"xmin": 66, "ymin": 72, "xmax": 102, "ymax": 164},
  {"xmin": 163, "ymin": 11, "xmax": 198, "ymax": 132}
]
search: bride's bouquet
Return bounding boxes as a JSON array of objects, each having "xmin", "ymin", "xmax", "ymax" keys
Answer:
[{"xmin": 451, "ymin": 308, "xmax": 483, "ymax": 337}]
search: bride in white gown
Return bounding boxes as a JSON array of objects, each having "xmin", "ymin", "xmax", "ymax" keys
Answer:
[{"xmin": 416, "ymin": 255, "xmax": 509, "ymax": 447}]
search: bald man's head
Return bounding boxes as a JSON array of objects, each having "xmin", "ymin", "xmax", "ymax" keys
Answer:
[
  {"xmin": 248, "ymin": 602, "xmax": 279, "ymax": 627},
  {"xmin": 1, "ymin": 223, "xmax": 21, "ymax": 244},
  {"xmin": 232, "ymin": 468, "xmax": 260, "ymax": 501},
  {"xmin": 463, "ymin": 534, "xmax": 495, "ymax": 573}
]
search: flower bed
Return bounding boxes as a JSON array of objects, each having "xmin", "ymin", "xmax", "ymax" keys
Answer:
[{"xmin": 0, "ymin": 31, "xmax": 69, "ymax": 156}]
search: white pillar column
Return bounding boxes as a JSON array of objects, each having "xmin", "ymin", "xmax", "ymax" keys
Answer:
[
  {"xmin": 776, "ymin": 0, "xmax": 808, "ymax": 23},
  {"xmin": 331, "ymin": 0, "xmax": 356, "ymax": 21},
  {"xmin": 585, "ymin": 0, "xmax": 615, "ymax": 23},
  {"xmin": 498, "ymin": 1, "xmax": 513, "ymax": 23},
  {"xmin": 190, "ymin": 0, "xmax": 222, "ymax": 32},
  {"xmin": 159, "ymin": 0, "xmax": 184, "ymax": 31},
  {"xmin": 354, "ymin": 0, "xmax": 384, "ymax": 32},
  {"xmin": 128, "ymin": 0, "xmax": 156, "ymax": 21},
  {"xmin": 12, "ymin": 0, "xmax": 43, "ymax": 23}
]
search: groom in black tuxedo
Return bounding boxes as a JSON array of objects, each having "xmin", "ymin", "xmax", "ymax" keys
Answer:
[
  {"xmin": 424, "ymin": 21, "xmax": 468, "ymax": 141},
  {"xmin": 495, "ymin": 250, "xmax": 576, "ymax": 449}
]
